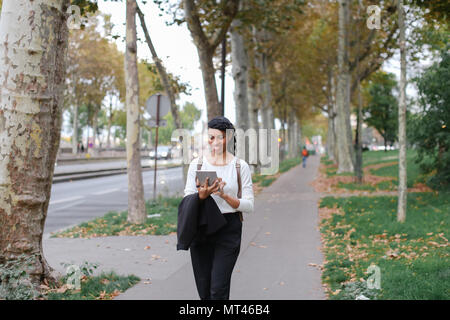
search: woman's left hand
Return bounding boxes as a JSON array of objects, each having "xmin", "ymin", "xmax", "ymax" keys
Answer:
[{"xmin": 213, "ymin": 180, "xmax": 227, "ymax": 198}]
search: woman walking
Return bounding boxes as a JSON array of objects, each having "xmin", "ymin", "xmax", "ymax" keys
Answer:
[{"xmin": 182, "ymin": 116, "xmax": 254, "ymax": 300}]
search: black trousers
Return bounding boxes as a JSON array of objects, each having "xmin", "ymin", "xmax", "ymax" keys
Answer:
[{"xmin": 190, "ymin": 212, "xmax": 242, "ymax": 300}]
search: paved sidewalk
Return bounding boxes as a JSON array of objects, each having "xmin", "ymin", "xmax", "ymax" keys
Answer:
[{"xmin": 43, "ymin": 155, "xmax": 325, "ymax": 300}]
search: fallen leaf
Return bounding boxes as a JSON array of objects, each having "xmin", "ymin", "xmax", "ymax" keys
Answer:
[
  {"xmin": 39, "ymin": 284, "xmax": 50, "ymax": 291},
  {"xmin": 110, "ymin": 290, "xmax": 121, "ymax": 298},
  {"xmin": 56, "ymin": 284, "xmax": 70, "ymax": 294},
  {"xmin": 144, "ymin": 246, "xmax": 151, "ymax": 250}
]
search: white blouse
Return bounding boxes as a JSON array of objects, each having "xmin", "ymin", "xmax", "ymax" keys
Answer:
[{"xmin": 184, "ymin": 156, "xmax": 254, "ymax": 214}]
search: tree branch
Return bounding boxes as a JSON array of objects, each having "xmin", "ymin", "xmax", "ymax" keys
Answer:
[
  {"xmin": 136, "ymin": 2, "xmax": 181, "ymax": 128},
  {"xmin": 183, "ymin": 0, "xmax": 211, "ymax": 52},
  {"xmin": 210, "ymin": 0, "xmax": 240, "ymax": 49}
]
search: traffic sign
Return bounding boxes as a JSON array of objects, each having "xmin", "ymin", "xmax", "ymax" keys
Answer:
[
  {"xmin": 146, "ymin": 93, "xmax": 170, "ymax": 119},
  {"xmin": 148, "ymin": 119, "xmax": 167, "ymax": 127}
]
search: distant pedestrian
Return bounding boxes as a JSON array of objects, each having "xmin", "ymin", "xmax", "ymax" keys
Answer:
[
  {"xmin": 80, "ymin": 143, "xmax": 85, "ymax": 153},
  {"xmin": 178, "ymin": 116, "xmax": 254, "ymax": 300},
  {"xmin": 302, "ymin": 146, "xmax": 309, "ymax": 168}
]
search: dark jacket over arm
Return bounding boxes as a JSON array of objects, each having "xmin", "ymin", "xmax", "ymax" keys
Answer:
[{"xmin": 177, "ymin": 193, "xmax": 227, "ymax": 250}]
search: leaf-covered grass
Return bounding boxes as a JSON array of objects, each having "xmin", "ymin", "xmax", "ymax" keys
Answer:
[
  {"xmin": 322, "ymin": 150, "xmax": 431, "ymax": 192},
  {"xmin": 362, "ymin": 150, "xmax": 400, "ymax": 165},
  {"xmin": 337, "ymin": 182, "xmax": 377, "ymax": 191},
  {"xmin": 319, "ymin": 191, "xmax": 450, "ymax": 300},
  {"xmin": 370, "ymin": 159, "xmax": 427, "ymax": 188},
  {"xmin": 46, "ymin": 272, "xmax": 140, "ymax": 300},
  {"xmin": 51, "ymin": 196, "xmax": 182, "ymax": 238}
]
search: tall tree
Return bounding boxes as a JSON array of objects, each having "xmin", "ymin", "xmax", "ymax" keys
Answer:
[
  {"xmin": 183, "ymin": 0, "xmax": 239, "ymax": 120},
  {"xmin": 0, "ymin": 0, "xmax": 70, "ymax": 287},
  {"xmin": 397, "ymin": 0, "xmax": 407, "ymax": 222},
  {"xmin": 411, "ymin": 48, "xmax": 450, "ymax": 190},
  {"xmin": 125, "ymin": 0, "xmax": 146, "ymax": 224},
  {"xmin": 231, "ymin": 2, "xmax": 249, "ymax": 131},
  {"xmin": 336, "ymin": 0, "xmax": 354, "ymax": 173},
  {"xmin": 65, "ymin": 15, "xmax": 123, "ymax": 154}
]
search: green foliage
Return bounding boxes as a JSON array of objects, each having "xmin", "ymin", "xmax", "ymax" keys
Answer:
[
  {"xmin": 51, "ymin": 196, "xmax": 182, "ymax": 238},
  {"xmin": 410, "ymin": 48, "xmax": 450, "ymax": 190},
  {"xmin": 320, "ymin": 191, "xmax": 450, "ymax": 299},
  {"xmin": 70, "ymin": 0, "xmax": 99, "ymax": 17},
  {"xmin": 0, "ymin": 254, "xmax": 40, "ymax": 300},
  {"xmin": 47, "ymin": 271, "xmax": 140, "ymax": 300},
  {"xmin": 363, "ymin": 71, "xmax": 399, "ymax": 147},
  {"xmin": 148, "ymin": 102, "xmax": 202, "ymax": 145},
  {"xmin": 279, "ymin": 157, "xmax": 301, "ymax": 173},
  {"xmin": 410, "ymin": 0, "xmax": 450, "ymax": 24}
]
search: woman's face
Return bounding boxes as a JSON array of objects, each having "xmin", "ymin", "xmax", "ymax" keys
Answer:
[{"xmin": 208, "ymin": 128, "xmax": 226, "ymax": 155}]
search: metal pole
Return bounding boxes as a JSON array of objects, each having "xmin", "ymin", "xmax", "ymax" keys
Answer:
[
  {"xmin": 221, "ymin": 37, "xmax": 226, "ymax": 116},
  {"xmin": 153, "ymin": 94, "xmax": 161, "ymax": 200}
]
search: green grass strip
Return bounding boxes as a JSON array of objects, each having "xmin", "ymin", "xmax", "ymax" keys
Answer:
[{"xmin": 319, "ymin": 191, "xmax": 450, "ymax": 300}]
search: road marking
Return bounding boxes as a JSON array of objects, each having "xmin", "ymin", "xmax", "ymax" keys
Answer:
[
  {"xmin": 49, "ymin": 196, "xmax": 84, "ymax": 205},
  {"xmin": 93, "ymin": 188, "xmax": 120, "ymax": 196},
  {"xmin": 50, "ymin": 199, "xmax": 85, "ymax": 211}
]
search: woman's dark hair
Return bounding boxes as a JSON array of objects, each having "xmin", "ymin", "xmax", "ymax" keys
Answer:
[{"xmin": 207, "ymin": 116, "xmax": 236, "ymax": 154}]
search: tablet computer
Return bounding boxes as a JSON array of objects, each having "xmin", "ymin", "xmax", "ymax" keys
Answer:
[{"xmin": 196, "ymin": 170, "xmax": 218, "ymax": 187}]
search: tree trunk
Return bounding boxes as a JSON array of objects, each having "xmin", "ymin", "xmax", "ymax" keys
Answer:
[
  {"xmin": 293, "ymin": 117, "xmax": 299, "ymax": 157},
  {"xmin": 231, "ymin": 16, "xmax": 249, "ymax": 131},
  {"xmin": 336, "ymin": 0, "xmax": 354, "ymax": 173},
  {"xmin": 397, "ymin": 0, "xmax": 407, "ymax": 223},
  {"xmin": 260, "ymin": 51, "xmax": 273, "ymax": 130},
  {"xmin": 354, "ymin": 1, "xmax": 364, "ymax": 183},
  {"xmin": 288, "ymin": 116, "xmax": 296, "ymax": 158},
  {"xmin": 183, "ymin": 0, "xmax": 238, "ymax": 121},
  {"xmin": 92, "ymin": 108, "xmax": 99, "ymax": 155},
  {"xmin": 296, "ymin": 117, "xmax": 302, "ymax": 156},
  {"xmin": 72, "ymin": 103, "xmax": 79, "ymax": 154},
  {"xmin": 0, "ymin": 0, "xmax": 70, "ymax": 287},
  {"xmin": 85, "ymin": 124, "xmax": 90, "ymax": 153},
  {"xmin": 107, "ymin": 95, "xmax": 113, "ymax": 149},
  {"xmin": 326, "ymin": 70, "xmax": 336, "ymax": 161},
  {"xmin": 125, "ymin": 0, "xmax": 146, "ymax": 224},
  {"xmin": 327, "ymin": 111, "xmax": 336, "ymax": 161},
  {"xmin": 247, "ymin": 42, "xmax": 260, "ymax": 131},
  {"xmin": 199, "ymin": 47, "xmax": 222, "ymax": 121}
]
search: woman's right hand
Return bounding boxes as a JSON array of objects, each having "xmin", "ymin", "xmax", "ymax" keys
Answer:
[{"xmin": 196, "ymin": 177, "xmax": 221, "ymax": 200}]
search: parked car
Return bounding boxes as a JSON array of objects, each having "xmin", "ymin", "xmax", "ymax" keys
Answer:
[{"xmin": 149, "ymin": 146, "xmax": 172, "ymax": 160}]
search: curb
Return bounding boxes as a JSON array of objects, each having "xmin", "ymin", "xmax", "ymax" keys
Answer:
[{"xmin": 52, "ymin": 164, "xmax": 183, "ymax": 184}]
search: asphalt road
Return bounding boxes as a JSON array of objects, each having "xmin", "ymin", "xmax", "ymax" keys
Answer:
[{"xmin": 44, "ymin": 166, "xmax": 185, "ymax": 236}]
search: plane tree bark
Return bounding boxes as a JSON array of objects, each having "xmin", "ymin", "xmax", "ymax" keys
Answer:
[{"xmin": 0, "ymin": 0, "xmax": 71, "ymax": 286}]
